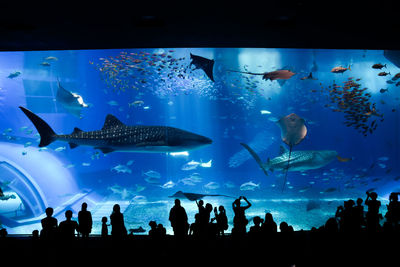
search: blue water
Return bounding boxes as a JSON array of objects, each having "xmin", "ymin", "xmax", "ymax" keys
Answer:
[{"xmin": 0, "ymin": 48, "xmax": 399, "ymax": 234}]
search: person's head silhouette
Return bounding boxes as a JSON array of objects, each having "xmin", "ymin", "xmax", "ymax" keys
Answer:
[
  {"xmin": 234, "ymin": 198, "xmax": 241, "ymax": 207},
  {"xmin": 113, "ymin": 204, "xmax": 120, "ymax": 213},
  {"xmin": 82, "ymin": 202, "xmax": 88, "ymax": 211},
  {"xmin": 102, "ymin": 216, "xmax": 107, "ymax": 223},
  {"xmin": 149, "ymin": 220, "xmax": 157, "ymax": 229},
  {"xmin": 45, "ymin": 207, "xmax": 53, "ymax": 217},
  {"xmin": 174, "ymin": 199, "xmax": 181, "ymax": 207},
  {"xmin": 219, "ymin": 205, "xmax": 225, "ymax": 213},
  {"xmin": 390, "ymin": 192, "xmax": 398, "ymax": 202},
  {"xmin": 65, "ymin": 210, "xmax": 73, "ymax": 220},
  {"xmin": 265, "ymin": 212, "xmax": 273, "ymax": 223}
]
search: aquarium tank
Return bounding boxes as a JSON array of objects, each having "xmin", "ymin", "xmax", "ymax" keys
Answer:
[{"xmin": 0, "ymin": 48, "xmax": 399, "ymax": 235}]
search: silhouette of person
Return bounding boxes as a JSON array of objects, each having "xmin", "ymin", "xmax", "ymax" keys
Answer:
[
  {"xmin": 157, "ymin": 224, "xmax": 166, "ymax": 237},
  {"xmin": 354, "ymin": 197, "xmax": 365, "ymax": 230},
  {"xmin": 261, "ymin": 212, "xmax": 277, "ymax": 235},
  {"xmin": 324, "ymin": 217, "xmax": 339, "ymax": 234},
  {"xmin": 0, "ymin": 228, "xmax": 7, "ymax": 238},
  {"xmin": 40, "ymin": 207, "xmax": 58, "ymax": 240},
  {"xmin": 189, "ymin": 213, "xmax": 201, "ymax": 237},
  {"xmin": 249, "ymin": 216, "xmax": 263, "ymax": 237},
  {"xmin": 365, "ymin": 191, "xmax": 381, "ymax": 232},
  {"xmin": 279, "ymin": 221, "xmax": 289, "ymax": 233},
  {"xmin": 58, "ymin": 210, "xmax": 79, "ymax": 240},
  {"xmin": 110, "ymin": 204, "xmax": 127, "ymax": 239},
  {"xmin": 211, "ymin": 205, "xmax": 228, "ymax": 236},
  {"xmin": 78, "ymin": 202, "xmax": 92, "ymax": 239},
  {"xmin": 204, "ymin": 203, "xmax": 213, "ymax": 236},
  {"xmin": 385, "ymin": 192, "xmax": 400, "ymax": 226},
  {"xmin": 169, "ymin": 199, "xmax": 188, "ymax": 238},
  {"xmin": 149, "ymin": 220, "xmax": 159, "ymax": 238},
  {"xmin": 32, "ymin": 230, "xmax": 39, "ymax": 240},
  {"xmin": 101, "ymin": 216, "xmax": 109, "ymax": 238},
  {"xmin": 232, "ymin": 196, "xmax": 251, "ymax": 236},
  {"xmin": 342, "ymin": 199, "xmax": 356, "ymax": 233},
  {"xmin": 196, "ymin": 199, "xmax": 207, "ymax": 235}
]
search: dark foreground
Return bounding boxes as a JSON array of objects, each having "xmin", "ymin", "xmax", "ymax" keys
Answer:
[{"xmin": 1, "ymin": 231, "xmax": 397, "ymax": 267}]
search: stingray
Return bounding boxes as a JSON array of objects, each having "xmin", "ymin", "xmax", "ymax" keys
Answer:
[
  {"xmin": 277, "ymin": 113, "xmax": 307, "ymax": 191},
  {"xmin": 56, "ymin": 79, "xmax": 89, "ymax": 118},
  {"xmin": 169, "ymin": 190, "xmax": 234, "ymax": 201},
  {"xmin": 227, "ymin": 69, "xmax": 295, "ymax": 82},
  {"xmin": 189, "ymin": 53, "xmax": 215, "ymax": 82}
]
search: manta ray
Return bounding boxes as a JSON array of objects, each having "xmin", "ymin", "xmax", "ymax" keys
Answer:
[
  {"xmin": 189, "ymin": 53, "xmax": 215, "ymax": 82},
  {"xmin": 169, "ymin": 191, "xmax": 234, "ymax": 201},
  {"xmin": 56, "ymin": 80, "xmax": 89, "ymax": 118},
  {"xmin": 19, "ymin": 106, "xmax": 212, "ymax": 154},
  {"xmin": 276, "ymin": 113, "xmax": 307, "ymax": 190}
]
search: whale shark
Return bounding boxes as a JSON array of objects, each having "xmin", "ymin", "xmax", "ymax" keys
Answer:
[
  {"xmin": 19, "ymin": 106, "xmax": 212, "ymax": 154},
  {"xmin": 241, "ymin": 143, "xmax": 338, "ymax": 175}
]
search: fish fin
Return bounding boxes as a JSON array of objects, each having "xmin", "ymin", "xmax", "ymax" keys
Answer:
[
  {"xmin": 96, "ymin": 147, "xmax": 114, "ymax": 154},
  {"xmin": 69, "ymin": 143, "xmax": 79, "ymax": 149},
  {"xmin": 277, "ymin": 79, "xmax": 286, "ymax": 87},
  {"xmin": 102, "ymin": 114, "xmax": 125, "ymax": 129},
  {"xmin": 240, "ymin": 143, "xmax": 268, "ymax": 176},
  {"xmin": 71, "ymin": 127, "xmax": 83, "ymax": 134},
  {"xmin": 19, "ymin": 106, "xmax": 56, "ymax": 147}
]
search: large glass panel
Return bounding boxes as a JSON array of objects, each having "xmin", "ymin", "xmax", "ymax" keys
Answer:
[{"xmin": 0, "ymin": 48, "xmax": 398, "ymax": 234}]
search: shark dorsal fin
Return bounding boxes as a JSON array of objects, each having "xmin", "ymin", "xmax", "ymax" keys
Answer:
[
  {"xmin": 72, "ymin": 127, "xmax": 83, "ymax": 134},
  {"xmin": 102, "ymin": 114, "xmax": 125, "ymax": 129},
  {"xmin": 280, "ymin": 145, "xmax": 289, "ymax": 155}
]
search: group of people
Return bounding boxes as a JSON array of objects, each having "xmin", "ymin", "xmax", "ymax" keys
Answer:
[
  {"xmin": 40, "ymin": 202, "xmax": 92, "ymax": 240},
  {"xmin": 330, "ymin": 191, "xmax": 400, "ymax": 234},
  {"xmin": 168, "ymin": 196, "xmax": 253, "ymax": 238},
  {"xmin": 2, "ymin": 190, "xmax": 399, "ymax": 241},
  {"xmin": 39, "ymin": 202, "xmax": 129, "ymax": 240}
]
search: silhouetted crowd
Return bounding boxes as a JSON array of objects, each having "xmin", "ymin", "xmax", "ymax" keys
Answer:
[{"xmin": 1, "ymin": 191, "xmax": 400, "ymax": 241}]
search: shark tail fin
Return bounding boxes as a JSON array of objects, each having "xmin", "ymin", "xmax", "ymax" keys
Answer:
[
  {"xmin": 19, "ymin": 106, "xmax": 56, "ymax": 147},
  {"xmin": 240, "ymin": 143, "xmax": 268, "ymax": 176}
]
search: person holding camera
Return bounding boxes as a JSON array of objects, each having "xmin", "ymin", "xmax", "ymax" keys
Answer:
[{"xmin": 232, "ymin": 196, "xmax": 252, "ymax": 237}]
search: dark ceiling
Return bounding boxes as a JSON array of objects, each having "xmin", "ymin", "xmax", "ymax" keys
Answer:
[{"xmin": 1, "ymin": 2, "xmax": 398, "ymax": 51}]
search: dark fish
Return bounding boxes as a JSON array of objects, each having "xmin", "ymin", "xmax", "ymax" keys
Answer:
[
  {"xmin": 380, "ymin": 88, "xmax": 388, "ymax": 93},
  {"xmin": 189, "ymin": 53, "xmax": 215, "ymax": 82},
  {"xmin": 378, "ymin": 72, "xmax": 390, "ymax": 76},
  {"xmin": 372, "ymin": 63, "xmax": 386, "ymax": 69},
  {"xmin": 129, "ymin": 227, "xmax": 146, "ymax": 233},
  {"xmin": 306, "ymin": 200, "xmax": 321, "ymax": 211},
  {"xmin": 169, "ymin": 191, "xmax": 234, "ymax": 201},
  {"xmin": 324, "ymin": 187, "xmax": 337, "ymax": 193},
  {"xmin": 392, "ymin": 73, "xmax": 400, "ymax": 81},
  {"xmin": 331, "ymin": 66, "xmax": 351, "ymax": 73}
]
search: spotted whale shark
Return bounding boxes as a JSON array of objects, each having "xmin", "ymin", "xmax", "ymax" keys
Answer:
[
  {"xmin": 241, "ymin": 143, "xmax": 338, "ymax": 175},
  {"xmin": 19, "ymin": 106, "xmax": 212, "ymax": 154}
]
